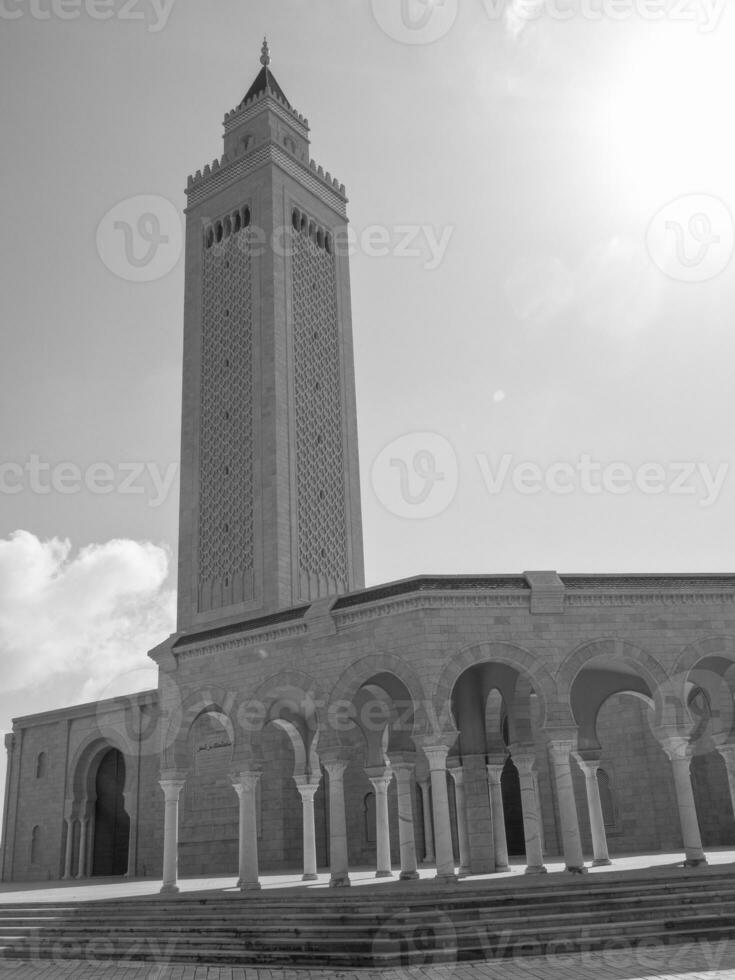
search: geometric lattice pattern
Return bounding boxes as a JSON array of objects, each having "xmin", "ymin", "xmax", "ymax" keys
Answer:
[
  {"xmin": 291, "ymin": 225, "xmax": 349, "ymax": 592},
  {"xmin": 197, "ymin": 222, "xmax": 254, "ymax": 611}
]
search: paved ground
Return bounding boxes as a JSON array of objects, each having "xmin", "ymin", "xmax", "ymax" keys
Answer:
[
  {"xmin": 1, "ymin": 943, "xmax": 735, "ymax": 979},
  {"xmin": 2, "ymin": 850, "xmax": 735, "ymax": 977},
  {"xmin": 3, "ymin": 849, "xmax": 735, "ymax": 904}
]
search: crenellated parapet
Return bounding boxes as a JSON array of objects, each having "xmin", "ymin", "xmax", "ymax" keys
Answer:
[{"xmin": 186, "ymin": 141, "xmax": 347, "ymax": 216}]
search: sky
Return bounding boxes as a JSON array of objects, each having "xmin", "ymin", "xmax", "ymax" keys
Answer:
[{"xmin": 1, "ymin": 0, "xmax": 734, "ymax": 816}]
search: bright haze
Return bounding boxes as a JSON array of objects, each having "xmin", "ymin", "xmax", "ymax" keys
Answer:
[{"xmin": 0, "ymin": 0, "xmax": 733, "ymax": 801}]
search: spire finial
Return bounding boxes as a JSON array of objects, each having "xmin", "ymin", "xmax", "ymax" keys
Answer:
[{"xmin": 260, "ymin": 37, "xmax": 270, "ymax": 67}]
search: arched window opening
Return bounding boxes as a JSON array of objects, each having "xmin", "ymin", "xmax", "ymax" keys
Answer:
[{"xmin": 36, "ymin": 751, "xmax": 47, "ymax": 779}]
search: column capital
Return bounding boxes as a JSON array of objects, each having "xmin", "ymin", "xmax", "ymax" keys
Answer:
[
  {"xmin": 547, "ymin": 737, "xmax": 577, "ymax": 759},
  {"xmin": 159, "ymin": 775, "xmax": 187, "ymax": 801},
  {"xmin": 510, "ymin": 750, "xmax": 537, "ymax": 775},
  {"xmin": 323, "ymin": 759, "xmax": 349, "ymax": 780},
  {"xmin": 414, "ymin": 730, "xmax": 459, "ymax": 752},
  {"xmin": 231, "ymin": 771, "xmax": 262, "ymax": 796},
  {"xmin": 486, "ymin": 762, "xmax": 504, "ymax": 784},
  {"xmin": 366, "ymin": 766, "xmax": 393, "ymax": 791},
  {"xmin": 572, "ymin": 752, "xmax": 602, "ymax": 778},
  {"xmin": 294, "ymin": 774, "xmax": 320, "ymax": 801},
  {"xmin": 660, "ymin": 735, "xmax": 694, "ymax": 763},
  {"xmin": 447, "ymin": 763, "xmax": 464, "ymax": 786},
  {"xmin": 418, "ymin": 742, "xmax": 451, "ymax": 772}
]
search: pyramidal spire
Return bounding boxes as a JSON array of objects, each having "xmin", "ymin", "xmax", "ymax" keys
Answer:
[{"xmin": 240, "ymin": 36, "xmax": 291, "ymax": 109}]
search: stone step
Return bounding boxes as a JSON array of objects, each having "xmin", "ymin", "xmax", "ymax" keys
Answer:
[
  {"xmin": 2, "ymin": 924, "xmax": 735, "ymax": 968},
  {"xmin": 1, "ymin": 869, "xmax": 733, "ymax": 967},
  {"xmin": 2, "ymin": 908, "xmax": 734, "ymax": 948},
  {"xmin": 2, "ymin": 896, "xmax": 735, "ymax": 936}
]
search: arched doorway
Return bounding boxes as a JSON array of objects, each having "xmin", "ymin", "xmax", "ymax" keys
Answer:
[{"xmin": 92, "ymin": 749, "xmax": 130, "ymax": 876}]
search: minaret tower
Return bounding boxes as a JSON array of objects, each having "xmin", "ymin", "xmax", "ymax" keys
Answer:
[{"xmin": 177, "ymin": 41, "xmax": 364, "ymax": 630}]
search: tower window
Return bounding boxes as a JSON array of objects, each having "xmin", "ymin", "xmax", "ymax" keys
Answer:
[
  {"xmin": 224, "ymin": 216, "xmax": 232, "ymax": 239},
  {"xmin": 205, "ymin": 227, "xmax": 214, "ymax": 249},
  {"xmin": 242, "ymin": 206, "xmax": 251, "ymax": 228},
  {"xmin": 36, "ymin": 752, "xmax": 47, "ymax": 779},
  {"xmin": 233, "ymin": 212, "xmax": 241, "ymax": 234},
  {"xmin": 215, "ymin": 222, "xmax": 223, "ymax": 243},
  {"xmin": 292, "ymin": 209, "xmax": 300, "ymax": 231}
]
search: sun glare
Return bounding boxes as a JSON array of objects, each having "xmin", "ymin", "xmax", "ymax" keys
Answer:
[{"xmin": 607, "ymin": 19, "xmax": 735, "ymax": 207}]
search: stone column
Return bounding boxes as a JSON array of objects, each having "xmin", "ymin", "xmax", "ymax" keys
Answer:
[
  {"xmin": 420, "ymin": 744, "xmax": 456, "ymax": 879},
  {"xmin": 323, "ymin": 760, "xmax": 350, "ymax": 887},
  {"xmin": 76, "ymin": 803, "xmax": 89, "ymax": 879},
  {"xmin": 231, "ymin": 771, "xmax": 262, "ymax": 891},
  {"xmin": 419, "ymin": 779, "xmax": 435, "ymax": 863},
  {"xmin": 573, "ymin": 754, "xmax": 611, "ymax": 867},
  {"xmin": 662, "ymin": 737, "xmax": 707, "ymax": 867},
  {"xmin": 62, "ymin": 809, "xmax": 75, "ymax": 881},
  {"xmin": 548, "ymin": 739, "xmax": 586, "ymax": 873},
  {"xmin": 512, "ymin": 752, "xmax": 546, "ymax": 874},
  {"xmin": 366, "ymin": 766, "xmax": 394, "ymax": 877},
  {"xmin": 448, "ymin": 765, "xmax": 471, "ymax": 876},
  {"xmin": 86, "ymin": 805, "xmax": 96, "ymax": 878},
  {"xmin": 294, "ymin": 775, "xmax": 320, "ymax": 881},
  {"xmin": 486, "ymin": 762, "xmax": 510, "ymax": 872},
  {"xmin": 159, "ymin": 774, "xmax": 186, "ymax": 894},
  {"xmin": 716, "ymin": 745, "xmax": 735, "ymax": 818},
  {"xmin": 391, "ymin": 759, "xmax": 419, "ymax": 880},
  {"xmin": 461, "ymin": 754, "xmax": 495, "ymax": 874}
]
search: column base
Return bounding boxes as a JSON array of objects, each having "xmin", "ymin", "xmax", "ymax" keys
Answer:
[
  {"xmin": 494, "ymin": 864, "xmax": 511, "ymax": 873},
  {"xmin": 565, "ymin": 865, "xmax": 588, "ymax": 874},
  {"xmin": 433, "ymin": 872, "xmax": 458, "ymax": 882},
  {"xmin": 237, "ymin": 880, "xmax": 262, "ymax": 891},
  {"xmin": 592, "ymin": 858, "xmax": 612, "ymax": 867},
  {"xmin": 684, "ymin": 857, "xmax": 708, "ymax": 868},
  {"xmin": 458, "ymin": 866, "xmax": 472, "ymax": 878},
  {"xmin": 329, "ymin": 874, "xmax": 351, "ymax": 887},
  {"xmin": 375, "ymin": 870, "xmax": 393, "ymax": 878},
  {"xmin": 399, "ymin": 870, "xmax": 420, "ymax": 880},
  {"xmin": 159, "ymin": 883, "xmax": 179, "ymax": 894},
  {"xmin": 421, "ymin": 857, "xmax": 435, "ymax": 865},
  {"xmin": 524, "ymin": 865, "xmax": 547, "ymax": 875},
  {"xmin": 302, "ymin": 872, "xmax": 319, "ymax": 881}
]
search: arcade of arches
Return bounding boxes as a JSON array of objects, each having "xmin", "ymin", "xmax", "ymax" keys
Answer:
[{"xmin": 4, "ymin": 585, "xmax": 735, "ymax": 887}]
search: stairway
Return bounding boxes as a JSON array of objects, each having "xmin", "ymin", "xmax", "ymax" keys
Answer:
[{"xmin": 1, "ymin": 868, "xmax": 735, "ymax": 968}]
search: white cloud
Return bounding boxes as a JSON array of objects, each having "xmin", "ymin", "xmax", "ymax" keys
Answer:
[{"xmin": 0, "ymin": 531, "xmax": 175, "ymax": 702}]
